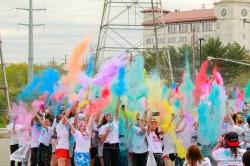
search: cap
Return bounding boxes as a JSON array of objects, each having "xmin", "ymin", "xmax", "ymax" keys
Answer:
[{"xmin": 226, "ymin": 132, "xmax": 240, "ymax": 147}]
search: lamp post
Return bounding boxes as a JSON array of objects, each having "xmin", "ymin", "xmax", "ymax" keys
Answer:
[{"xmin": 199, "ymin": 38, "xmax": 205, "ymax": 67}]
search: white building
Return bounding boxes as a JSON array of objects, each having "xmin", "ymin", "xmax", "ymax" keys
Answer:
[{"xmin": 142, "ymin": 0, "xmax": 250, "ymax": 51}]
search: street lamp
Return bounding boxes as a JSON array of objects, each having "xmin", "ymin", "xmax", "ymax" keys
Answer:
[{"xmin": 199, "ymin": 38, "xmax": 205, "ymax": 67}]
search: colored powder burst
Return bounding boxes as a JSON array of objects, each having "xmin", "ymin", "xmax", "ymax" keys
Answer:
[
  {"xmin": 61, "ymin": 38, "xmax": 89, "ymax": 86},
  {"xmin": 198, "ymin": 82, "xmax": 226, "ymax": 145},
  {"xmin": 85, "ymin": 87, "xmax": 111, "ymax": 115},
  {"xmin": 126, "ymin": 55, "xmax": 148, "ymax": 100},
  {"xmin": 121, "ymin": 109, "xmax": 137, "ymax": 122},
  {"xmin": 85, "ymin": 54, "xmax": 94, "ymax": 77},
  {"xmin": 93, "ymin": 52, "xmax": 129, "ymax": 86},
  {"xmin": 159, "ymin": 101, "xmax": 187, "ymax": 158},
  {"xmin": 245, "ymin": 80, "xmax": 250, "ymax": 103},
  {"xmin": 112, "ymin": 67, "xmax": 126, "ymax": 96},
  {"xmin": 193, "ymin": 60, "xmax": 209, "ymax": 106},
  {"xmin": 125, "ymin": 55, "xmax": 147, "ymax": 113},
  {"xmin": 162, "ymin": 85, "xmax": 168, "ymax": 99},
  {"xmin": 235, "ymin": 88, "xmax": 244, "ymax": 112},
  {"xmin": 212, "ymin": 67, "xmax": 224, "ymax": 85},
  {"xmin": 180, "ymin": 54, "xmax": 194, "ymax": 113},
  {"xmin": 31, "ymin": 99, "xmax": 45, "ymax": 113},
  {"xmin": 17, "ymin": 68, "xmax": 60, "ymax": 102},
  {"xmin": 54, "ymin": 38, "xmax": 89, "ymax": 101},
  {"xmin": 12, "ymin": 101, "xmax": 33, "ymax": 125},
  {"xmin": 146, "ymin": 71, "xmax": 163, "ymax": 111}
]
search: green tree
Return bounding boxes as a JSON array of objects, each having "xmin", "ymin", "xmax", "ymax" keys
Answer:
[{"xmin": 201, "ymin": 38, "xmax": 249, "ymax": 84}]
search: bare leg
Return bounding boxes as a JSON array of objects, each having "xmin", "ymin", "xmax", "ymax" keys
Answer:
[
  {"xmin": 51, "ymin": 154, "xmax": 58, "ymax": 166},
  {"xmin": 57, "ymin": 158, "xmax": 67, "ymax": 166}
]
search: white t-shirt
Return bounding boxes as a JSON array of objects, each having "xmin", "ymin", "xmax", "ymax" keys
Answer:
[
  {"xmin": 243, "ymin": 123, "xmax": 250, "ymax": 148},
  {"xmin": 162, "ymin": 132, "xmax": 176, "ymax": 155},
  {"xmin": 99, "ymin": 120, "xmax": 119, "ymax": 144},
  {"xmin": 176, "ymin": 119, "xmax": 192, "ymax": 148},
  {"xmin": 39, "ymin": 127, "xmax": 54, "ymax": 146},
  {"xmin": 56, "ymin": 122, "xmax": 69, "ymax": 150},
  {"xmin": 131, "ymin": 125, "xmax": 148, "ymax": 154},
  {"xmin": 73, "ymin": 129, "xmax": 91, "ymax": 153},
  {"xmin": 183, "ymin": 157, "xmax": 212, "ymax": 166},
  {"xmin": 31, "ymin": 123, "xmax": 41, "ymax": 148},
  {"xmin": 212, "ymin": 147, "xmax": 246, "ymax": 166},
  {"xmin": 220, "ymin": 121, "xmax": 234, "ymax": 135},
  {"xmin": 7, "ymin": 123, "xmax": 18, "ymax": 145},
  {"xmin": 146, "ymin": 132, "xmax": 162, "ymax": 153}
]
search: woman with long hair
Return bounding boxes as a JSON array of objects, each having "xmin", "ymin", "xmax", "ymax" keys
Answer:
[
  {"xmin": 184, "ymin": 145, "xmax": 211, "ymax": 166},
  {"xmin": 146, "ymin": 112, "xmax": 164, "ymax": 166}
]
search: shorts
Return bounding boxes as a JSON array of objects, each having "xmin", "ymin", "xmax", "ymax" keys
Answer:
[
  {"xmin": 55, "ymin": 149, "xmax": 70, "ymax": 159},
  {"xmin": 90, "ymin": 147, "xmax": 98, "ymax": 159},
  {"xmin": 74, "ymin": 152, "xmax": 90, "ymax": 166}
]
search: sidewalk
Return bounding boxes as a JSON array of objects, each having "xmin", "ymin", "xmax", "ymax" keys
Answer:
[
  {"xmin": 0, "ymin": 138, "xmax": 10, "ymax": 166},
  {"xmin": 0, "ymin": 128, "xmax": 8, "ymax": 138}
]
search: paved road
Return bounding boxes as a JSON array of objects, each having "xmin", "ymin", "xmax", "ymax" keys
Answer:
[{"xmin": 0, "ymin": 138, "xmax": 10, "ymax": 166}]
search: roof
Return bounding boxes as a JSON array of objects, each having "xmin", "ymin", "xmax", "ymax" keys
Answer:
[
  {"xmin": 142, "ymin": 9, "xmax": 216, "ymax": 26},
  {"xmin": 141, "ymin": 7, "xmax": 170, "ymax": 13}
]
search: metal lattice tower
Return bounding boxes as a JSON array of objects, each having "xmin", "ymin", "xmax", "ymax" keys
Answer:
[
  {"xmin": 95, "ymin": 0, "xmax": 165, "ymax": 69},
  {"xmin": 0, "ymin": 35, "xmax": 10, "ymax": 111}
]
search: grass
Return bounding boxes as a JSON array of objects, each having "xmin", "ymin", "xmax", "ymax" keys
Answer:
[{"xmin": 0, "ymin": 112, "xmax": 7, "ymax": 128}]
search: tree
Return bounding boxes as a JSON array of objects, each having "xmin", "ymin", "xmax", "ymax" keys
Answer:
[{"xmin": 201, "ymin": 38, "xmax": 249, "ymax": 84}]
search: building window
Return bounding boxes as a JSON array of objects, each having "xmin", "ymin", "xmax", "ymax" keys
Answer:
[
  {"xmin": 168, "ymin": 24, "xmax": 178, "ymax": 33},
  {"xmin": 168, "ymin": 37, "xmax": 177, "ymax": 43},
  {"xmin": 191, "ymin": 22, "xmax": 200, "ymax": 32},
  {"xmin": 179, "ymin": 23, "xmax": 188, "ymax": 33},
  {"xmin": 202, "ymin": 21, "xmax": 213, "ymax": 31},
  {"xmin": 179, "ymin": 36, "xmax": 187, "ymax": 43}
]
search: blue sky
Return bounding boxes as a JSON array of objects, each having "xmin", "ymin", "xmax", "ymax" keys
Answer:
[{"xmin": 0, "ymin": 0, "xmax": 214, "ymax": 64}]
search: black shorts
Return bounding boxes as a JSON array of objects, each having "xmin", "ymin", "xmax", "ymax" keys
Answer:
[
  {"xmin": 168, "ymin": 153, "xmax": 176, "ymax": 161},
  {"xmin": 163, "ymin": 153, "xmax": 176, "ymax": 161},
  {"xmin": 90, "ymin": 147, "xmax": 98, "ymax": 159}
]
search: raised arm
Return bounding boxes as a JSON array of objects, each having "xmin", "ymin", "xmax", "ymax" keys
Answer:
[
  {"xmin": 87, "ymin": 114, "xmax": 94, "ymax": 132},
  {"xmin": 66, "ymin": 118, "xmax": 76, "ymax": 134},
  {"xmin": 115, "ymin": 97, "xmax": 121, "ymax": 121},
  {"xmin": 35, "ymin": 113, "xmax": 47, "ymax": 129}
]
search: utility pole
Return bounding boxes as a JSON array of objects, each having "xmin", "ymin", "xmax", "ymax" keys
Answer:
[
  {"xmin": 191, "ymin": 27, "xmax": 196, "ymax": 80},
  {"xmin": 17, "ymin": 0, "xmax": 45, "ymax": 82},
  {"xmin": 150, "ymin": 0, "xmax": 160, "ymax": 71},
  {"xmin": 0, "ymin": 35, "xmax": 11, "ymax": 111},
  {"xmin": 52, "ymin": 57, "xmax": 55, "ymax": 66},
  {"xmin": 63, "ymin": 54, "xmax": 67, "ymax": 64},
  {"xmin": 166, "ymin": 48, "xmax": 174, "ymax": 83}
]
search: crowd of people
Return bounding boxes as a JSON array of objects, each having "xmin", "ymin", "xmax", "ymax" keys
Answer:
[
  {"xmin": 6, "ymin": 96, "xmax": 250, "ymax": 166},
  {"xmin": 4, "ymin": 40, "xmax": 250, "ymax": 166}
]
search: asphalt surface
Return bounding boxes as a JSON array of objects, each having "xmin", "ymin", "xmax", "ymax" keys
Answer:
[{"xmin": 0, "ymin": 138, "xmax": 10, "ymax": 166}]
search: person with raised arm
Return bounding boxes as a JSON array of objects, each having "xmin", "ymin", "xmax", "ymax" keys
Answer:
[
  {"xmin": 67, "ymin": 113, "xmax": 94, "ymax": 166},
  {"xmin": 99, "ymin": 97, "xmax": 121, "ymax": 166},
  {"xmin": 35, "ymin": 113, "xmax": 54, "ymax": 166}
]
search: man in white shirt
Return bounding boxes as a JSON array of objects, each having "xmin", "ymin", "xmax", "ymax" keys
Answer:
[{"xmin": 230, "ymin": 113, "xmax": 244, "ymax": 147}]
